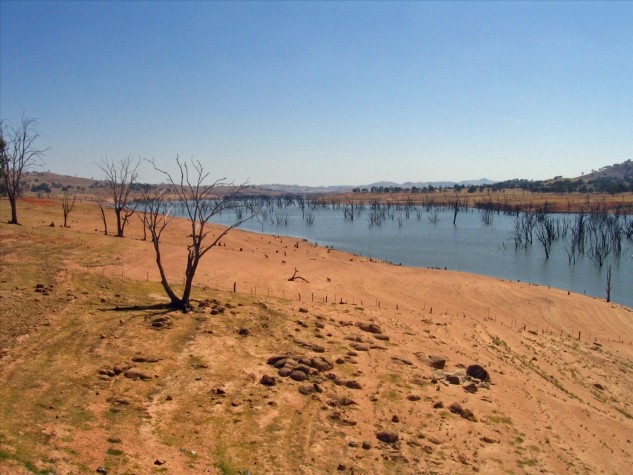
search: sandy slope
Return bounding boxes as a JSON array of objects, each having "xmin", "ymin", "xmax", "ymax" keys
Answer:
[{"xmin": 1, "ymin": 198, "xmax": 632, "ymax": 474}]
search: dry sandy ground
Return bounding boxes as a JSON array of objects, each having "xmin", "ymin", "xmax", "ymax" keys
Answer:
[{"xmin": 0, "ymin": 197, "xmax": 632, "ymax": 474}]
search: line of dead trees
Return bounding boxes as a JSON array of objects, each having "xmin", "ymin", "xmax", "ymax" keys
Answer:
[{"xmin": 511, "ymin": 204, "xmax": 630, "ymax": 266}]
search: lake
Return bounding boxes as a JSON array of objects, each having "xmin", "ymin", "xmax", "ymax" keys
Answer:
[{"xmin": 205, "ymin": 204, "xmax": 633, "ymax": 309}]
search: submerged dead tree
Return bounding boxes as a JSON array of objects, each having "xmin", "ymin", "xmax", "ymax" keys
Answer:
[{"xmin": 146, "ymin": 157, "xmax": 261, "ymax": 312}]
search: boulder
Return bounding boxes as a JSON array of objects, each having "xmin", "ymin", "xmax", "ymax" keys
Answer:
[
  {"xmin": 466, "ymin": 364, "xmax": 490, "ymax": 382},
  {"xmin": 376, "ymin": 431, "xmax": 399, "ymax": 443}
]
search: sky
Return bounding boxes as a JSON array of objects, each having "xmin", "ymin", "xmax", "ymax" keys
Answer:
[{"xmin": 1, "ymin": 1, "xmax": 632, "ymax": 187}]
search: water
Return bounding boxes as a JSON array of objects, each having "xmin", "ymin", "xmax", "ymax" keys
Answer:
[{"xmin": 203, "ymin": 205, "xmax": 632, "ymax": 309}]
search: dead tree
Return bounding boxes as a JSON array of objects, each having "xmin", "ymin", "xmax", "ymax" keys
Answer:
[
  {"xmin": 61, "ymin": 192, "xmax": 77, "ymax": 227},
  {"xmin": 97, "ymin": 156, "xmax": 140, "ymax": 237},
  {"xmin": 449, "ymin": 196, "xmax": 468, "ymax": 225},
  {"xmin": 146, "ymin": 157, "xmax": 262, "ymax": 312},
  {"xmin": 606, "ymin": 265, "xmax": 612, "ymax": 303},
  {"xmin": 96, "ymin": 195, "xmax": 109, "ymax": 236},
  {"xmin": 288, "ymin": 268, "xmax": 309, "ymax": 283},
  {"xmin": 1, "ymin": 116, "xmax": 49, "ymax": 224}
]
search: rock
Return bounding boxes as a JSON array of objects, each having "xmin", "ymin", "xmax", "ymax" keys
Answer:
[
  {"xmin": 351, "ymin": 343, "xmax": 369, "ymax": 352},
  {"xmin": 337, "ymin": 463, "xmax": 346, "ymax": 471},
  {"xmin": 238, "ymin": 328, "xmax": 250, "ymax": 336},
  {"xmin": 392, "ymin": 356, "xmax": 413, "ymax": 365},
  {"xmin": 593, "ymin": 382, "xmax": 605, "ymax": 391},
  {"xmin": 299, "ymin": 307, "xmax": 309, "ymax": 313},
  {"xmin": 374, "ymin": 334, "xmax": 390, "ymax": 341},
  {"xmin": 359, "ymin": 323, "xmax": 382, "ymax": 334},
  {"xmin": 294, "ymin": 364, "xmax": 313, "ymax": 375},
  {"xmin": 466, "ymin": 364, "xmax": 490, "ymax": 382},
  {"xmin": 446, "ymin": 374, "xmax": 462, "ymax": 385},
  {"xmin": 433, "ymin": 401, "xmax": 444, "ymax": 409},
  {"xmin": 289, "ymin": 370, "xmax": 308, "ymax": 382},
  {"xmin": 391, "ymin": 415, "xmax": 400, "ymax": 423},
  {"xmin": 96, "ymin": 467, "xmax": 108, "ymax": 474},
  {"xmin": 278, "ymin": 367, "xmax": 293, "ymax": 377},
  {"xmin": 112, "ymin": 363, "xmax": 131, "ymax": 375},
  {"xmin": 428, "ymin": 355, "xmax": 446, "ymax": 369},
  {"xmin": 98, "ymin": 367, "xmax": 116, "ymax": 377},
  {"xmin": 123, "ymin": 369, "xmax": 152, "ymax": 381},
  {"xmin": 376, "ymin": 431, "xmax": 399, "ymax": 443},
  {"xmin": 260, "ymin": 375, "xmax": 276, "ymax": 386},
  {"xmin": 267, "ymin": 355, "xmax": 288, "ymax": 365},
  {"xmin": 131, "ymin": 356, "xmax": 159, "ymax": 363},
  {"xmin": 362, "ymin": 441, "xmax": 372, "ymax": 450},
  {"xmin": 463, "ymin": 382, "xmax": 478, "ymax": 393},
  {"xmin": 407, "ymin": 394, "xmax": 421, "ymax": 401},
  {"xmin": 299, "ymin": 385, "xmax": 315, "ymax": 395},
  {"xmin": 310, "ymin": 357, "xmax": 333, "ymax": 372},
  {"xmin": 481, "ymin": 436, "xmax": 498, "ymax": 444},
  {"xmin": 154, "ymin": 459, "xmax": 166, "ymax": 466},
  {"xmin": 449, "ymin": 403, "xmax": 477, "ymax": 422},
  {"xmin": 345, "ymin": 380, "xmax": 362, "ymax": 389}
]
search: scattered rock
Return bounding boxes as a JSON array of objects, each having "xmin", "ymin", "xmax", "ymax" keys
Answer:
[
  {"xmin": 345, "ymin": 380, "xmax": 362, "ymax": 390},
  {"xmin": 289, "ymin": 371, "xmax": 308, "ymax": 382},
  {"xmin": 428, "ymin": 355, "xmax": 447, "ymax": 369},
  {"xmin": 466, "ymin": 364, "xmax": 490, "ymax": 382},
  {"xmin": 481, "ymin": 436, "xmax": 499, "ymax": 444},
  {"xmin": 260, "ymin": 375, "xmax": 276, "ymax": 387},
  {"xmin": 391, "ymin": 415, "xmax": 400, "ymax": 423},
  {"xmin": 350, "ymin": 343, "xmax": 369, "ymax": 352},
  {"xmin": 238, "ymin": 328, "xmax": 250, "ymax": 336},
  {"xmin": 154, "ymin": 459, "xmax": 166, "ymax": 466},
  {"xmin": 278, "ymin": 367, "xmax": 293, "ymax": 377},
  {"xmin": 299, "ymin": 385, "xmax": 315, "ymax": 395},
  {"xmin": 391, "ymin": 356, "xmax": 413, "ymax": 366},
  {"xmin": 449, "ymin": 403, "xmax": 477, "ymax": 422},
  {"xmin": 123, "ymin": 369, "xmax": 152, "ymax": 381},
  {"xmin": 374, "ymin": 334, "xmax": 390, "ymax": 341},
  {"xmin": 376, "ymin": 431, "xmax": 399, "ymax": 444},
  {"xmin": 131, "ymin": 355, "xmax": 159, "ymax": 363},
  {"xmin": 446, "ymin": 374, "xmax": 462, "ymax": 385},
  {"xmin": 407, "ymin": 395, "xmax": 421, "ymax": 401},
  {"xmin": 359, "ymin": 323, "xmax": 382, "ymax": 334},
  {"xmin": 433, "ymin": 401, "xmax": 444, "ymax": 409},
  {"xmin": 299, "ymin": 307, "xmax": 309, "ymax": 313},
  {"xmin": 593, "ymin": 382, "xmax": 605, "ymax": 391},
  {"xmin": 362, "ymin": 441, "xmax": 372, "ymax": 450},
  {"xmin": 96, "ymin": 467, "xmax": 108, "ymax": 474}
]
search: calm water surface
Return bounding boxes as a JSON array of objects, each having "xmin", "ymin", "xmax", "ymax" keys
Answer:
[{"xmin": 207, "ymin": 207, "xmax": 632, "ymax": 309}]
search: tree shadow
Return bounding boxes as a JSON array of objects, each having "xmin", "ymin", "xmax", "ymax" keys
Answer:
[{"xmin": 98, "ymin": 303, "xmax": 176, "ymax": 322}]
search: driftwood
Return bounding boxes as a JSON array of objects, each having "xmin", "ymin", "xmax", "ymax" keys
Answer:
[{"xmin": 288, "ymin": 268, "xmax": 309, "ymax": 283}]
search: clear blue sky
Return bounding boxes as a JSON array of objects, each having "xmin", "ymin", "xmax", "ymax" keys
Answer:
[{"xmin": 1, "ymin": 1, "xmax": 631, "ymax": 186}]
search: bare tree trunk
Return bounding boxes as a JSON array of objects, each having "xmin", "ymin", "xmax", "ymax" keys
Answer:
[
  {"xmin": 97, "ymin": 201, "xmax": 109, "ymax": 236},
  {"xmin": 8, "ymin": 194, "xmax": 18, "ymax": 224},
  {"xmin": 606, "ymin": 265, "xmax": 612, "ymax": 303}
]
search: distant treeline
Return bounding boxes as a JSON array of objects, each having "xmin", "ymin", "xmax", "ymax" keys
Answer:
[{"xmin": 353, "ymin": 176, "xmax": 633, "ymax": 195}]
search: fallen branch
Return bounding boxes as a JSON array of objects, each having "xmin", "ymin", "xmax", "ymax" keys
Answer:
[{"xmin": 288, "ymin": 268, "xmax": 309, "ymax": 283}]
